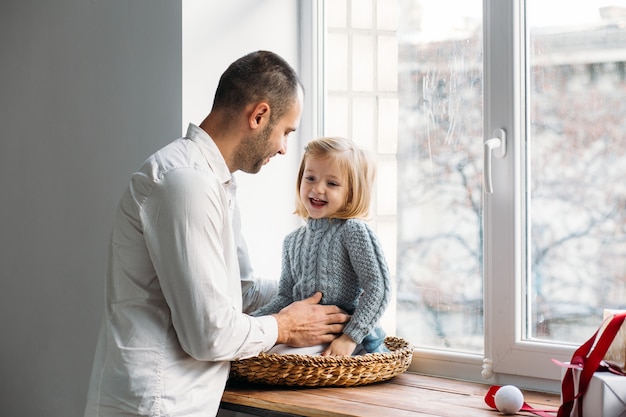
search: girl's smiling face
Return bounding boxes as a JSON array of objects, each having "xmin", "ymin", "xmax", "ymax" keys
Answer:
[{"xmin": 299, "ymin": 156, "xmax": 348, "ymax": 219}]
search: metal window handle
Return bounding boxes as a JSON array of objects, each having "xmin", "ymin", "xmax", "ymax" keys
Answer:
[{"xmin": 483, "ymin": 128, "xmax": 507, "ymax": 194}]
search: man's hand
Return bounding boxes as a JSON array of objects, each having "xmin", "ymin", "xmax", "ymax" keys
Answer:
[{"xmin": 273, "ymin": 292, "xmax": 350, "ymax": 347}]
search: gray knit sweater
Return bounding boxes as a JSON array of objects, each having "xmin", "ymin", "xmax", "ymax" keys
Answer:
[{"xmin": 252, "ymin": 218, "xmax": 391, "ymax": 345}]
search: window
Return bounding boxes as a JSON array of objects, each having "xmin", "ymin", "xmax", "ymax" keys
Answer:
[
  {"xmin": 319, "ymin": 0, "xmax": 400, "ymax": 334},
  {"xmin": 314, "ymin": 0, "xmax": 626, "ymax": 389},
  {"xmin": 526, "ymin": 0, "xmax": 626, "ymax": 344}
]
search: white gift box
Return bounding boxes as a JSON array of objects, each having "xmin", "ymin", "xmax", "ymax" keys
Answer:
[{"xmin": 565, "ymin": 368, "xmax": 626, "ymax": 417}]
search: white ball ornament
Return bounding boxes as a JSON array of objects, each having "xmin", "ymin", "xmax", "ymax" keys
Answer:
[{"xmin": 494, "ymin": 385, "xmax": 524, "ymax": 415}]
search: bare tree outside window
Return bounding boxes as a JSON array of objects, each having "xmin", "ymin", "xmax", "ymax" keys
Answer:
[
  {"xmin": 396, "ymin": 0, "xmax": 626, "ymax": 352},
  {"xmin": 396, "ymin": 0, "xmax": 484, "ymax": 352},
  {"xmin": 527, "ymin": 3, "xmax": 626, "ymax": 341}
]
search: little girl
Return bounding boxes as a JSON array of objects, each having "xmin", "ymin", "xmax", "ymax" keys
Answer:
[{"xmin": 252, "ymin": 137, "xmax": 391, "ymax": 356}]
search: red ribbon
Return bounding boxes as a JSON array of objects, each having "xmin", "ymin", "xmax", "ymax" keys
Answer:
[
  {"xmin": 556, "ymin": 312, "xmax": 626, "ymax": 417},
  {"xmin": 485, "ymin": 313, "xmax": 626, "ymax": 416},
  {"xmin": 484, "ymin": 385, "xmax": 557, "ymax": 417}
]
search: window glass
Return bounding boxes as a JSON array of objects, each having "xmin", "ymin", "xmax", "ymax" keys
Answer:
[
  {"xmin": 396, "ymin": 0, "xmax": 483, "ymax": 353},
  {"xmin": 322, "ymin": 0, "xmax": 626, "ymax": 383},
  {"xmin": 527, "ymin": 0, "xmax": 626, "ymax": 343},
  {"xmin": 322, "ymin": 0, "xmax": 399, "ymax": 335}
]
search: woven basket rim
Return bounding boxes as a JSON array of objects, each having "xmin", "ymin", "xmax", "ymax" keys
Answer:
[
  {"xmin": 230, "ymin": 336, "xmax": 413, "ymax": 387},
  {"xmin": 252, "ymin": 337, "xmax": 409, "ymax": 363}
]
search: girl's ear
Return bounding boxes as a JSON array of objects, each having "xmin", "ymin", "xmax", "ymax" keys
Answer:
[{"xmin": 249, "ymin": 102, "xmax": 271, "ymax": 129}]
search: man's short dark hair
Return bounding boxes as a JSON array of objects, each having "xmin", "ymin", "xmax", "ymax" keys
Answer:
[{"xmin": 212, "ymin": 51, "xmax": 303, "ymax": 125}]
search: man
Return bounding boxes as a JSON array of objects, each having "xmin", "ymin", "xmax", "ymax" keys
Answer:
[{"xmin": 84, "ymin": 51, "xmax": 349, "ymax": 416}]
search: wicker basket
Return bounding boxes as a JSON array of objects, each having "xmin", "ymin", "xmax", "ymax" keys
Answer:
[{"xmin": 229, "ymin": 336, "xmax": 413, "ymax": 387}]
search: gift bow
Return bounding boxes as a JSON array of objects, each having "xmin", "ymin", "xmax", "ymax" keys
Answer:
[
  {"xmin": 555, "ymin": 312, "xmax": 626, "ymax": 417},
  {"xmin": 552, "ymin": 313, "xmax": 626, "ymax": 417},
  {"xmin": 485, "ymin": 313, "xmax": 626, "ymax": 417}
]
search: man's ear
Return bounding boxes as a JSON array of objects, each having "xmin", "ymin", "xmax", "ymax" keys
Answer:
[{"xmin": 249, "ymin": 102, "xmax": 271, "ymax": 129}]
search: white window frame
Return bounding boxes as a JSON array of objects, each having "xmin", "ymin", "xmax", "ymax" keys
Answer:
[
  {"xmin": 482, "ymin": 0, "xmax": 572, "ymax": 391},
  {"xmin": 298, "ymin": 0, "xmax": 325, "ymax": 140},
  {"xmin": 300, "ymin": 0, "xmax": 578, "ymax": 391}
]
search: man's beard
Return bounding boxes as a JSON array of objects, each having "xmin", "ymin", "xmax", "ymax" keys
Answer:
[{"xmin": 235, "ymin": 123, "xmax": 274, "ymax": 174}]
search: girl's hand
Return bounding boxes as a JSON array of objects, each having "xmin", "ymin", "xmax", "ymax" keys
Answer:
[{"xmin": 322, "ymin": 333, "xmax": 357, "ymax": 356}]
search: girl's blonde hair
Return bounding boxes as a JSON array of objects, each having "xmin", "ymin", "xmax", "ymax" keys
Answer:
[{"xmin": 294, "ymin": 137, "xmax": 375, "ymax": 220}]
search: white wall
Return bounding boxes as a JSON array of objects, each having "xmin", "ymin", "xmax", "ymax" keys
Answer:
[
  {"xmin": 183, "ymin": 0, "xmax": 305, "ymax": 281},
  {"xmin": 0, "ymin": 1, "xmax": 305, "ymax": 416},
  {"xmin": 185, "ymin": 4, "xmax": 306, "ymax": 416}
]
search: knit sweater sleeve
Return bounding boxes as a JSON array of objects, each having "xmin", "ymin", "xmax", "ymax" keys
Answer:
[
  {"xmin": 341, "ymin": 220, "xmax": 392, "ymax": 344},
  {"xmin": 250, "ymin": 231, "xmax": 297, "ymax": 317}
]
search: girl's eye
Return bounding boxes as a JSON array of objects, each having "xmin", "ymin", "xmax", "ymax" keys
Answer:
[
  {"xmin": 328, "ymin": 182, "xmax": 339, "ymax": 187},
  {"xmin": 305, "ymin": 176, "xmax": 315, "ymax": 182}
]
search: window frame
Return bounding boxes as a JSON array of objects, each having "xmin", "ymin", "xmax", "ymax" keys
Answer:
[
  {"xmin": 301, "ymin": 0, "xmax": 578, "ymax": 391},
  {"xmin": 298, "ymin": 0, "xmax": 325, "ymax": 141},
  {"xmin": 484, "ymin": 0, "xmax": 574, "ymax": 390}
]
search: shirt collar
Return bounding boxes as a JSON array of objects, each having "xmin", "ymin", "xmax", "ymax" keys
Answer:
[{"xmin": 184, "ymin": 123, "xmax": 233, "ymax": 186}]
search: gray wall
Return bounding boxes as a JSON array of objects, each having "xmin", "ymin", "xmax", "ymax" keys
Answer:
[
  {"xmin": 0, "ymin": 1, "xmax": 306, "ymax": 415},
  {"xmin": 0, "ymin": 1, "xmax": 182, "ymax": 415}
]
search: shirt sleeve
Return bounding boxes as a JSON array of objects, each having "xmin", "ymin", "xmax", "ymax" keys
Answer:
[{"xmin": 142, "ymin": 167, "xmax": 277, "ymax": 361}]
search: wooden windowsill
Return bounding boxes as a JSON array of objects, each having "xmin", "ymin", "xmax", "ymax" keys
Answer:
[{"xmin": 220, "ymin": 372, "xmax": 560, "ymax": 416}]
